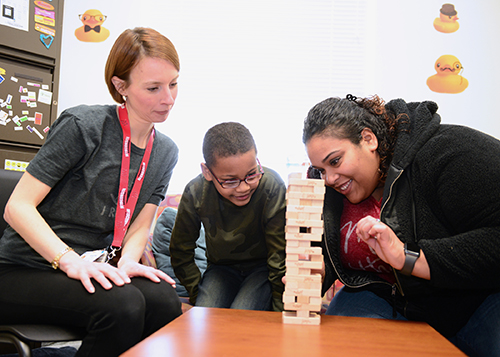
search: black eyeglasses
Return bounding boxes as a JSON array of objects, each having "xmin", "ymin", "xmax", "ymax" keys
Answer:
[{"xmin": 207, "ymin": 159, "xmax": 264, "ymax": 189}]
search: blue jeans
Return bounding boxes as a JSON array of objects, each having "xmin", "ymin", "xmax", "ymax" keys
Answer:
[
  {"xmin": 196, "ymin": 263, "xmax": 272, "ymax": 310},
  {"xmin": 326, "ymin": 286, "xmax": 500, "ymax": 357}
]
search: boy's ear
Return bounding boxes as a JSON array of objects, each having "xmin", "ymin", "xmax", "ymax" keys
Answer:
[{"xmin": 201, "ymin": 163, "xmax": 213, "ymax": 182}]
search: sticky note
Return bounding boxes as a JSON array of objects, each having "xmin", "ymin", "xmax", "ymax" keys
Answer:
[
  {"xmin": 12, "ymin": 116, "xmax": 21, "ymax": 126},
  {"xmin": 38, "ymin": 89, "xmax": 52, "ymax": 105},
  {"xmin": 4, "ymin": 159, "xmax": 29, "ymax": 171},
  {"xmin": 35, "ymin": 112, "xmax": 43, "ymax": 125},
  {"xmin": 32, "ymin": 127, "xmax": 44, "ymax": 139}
]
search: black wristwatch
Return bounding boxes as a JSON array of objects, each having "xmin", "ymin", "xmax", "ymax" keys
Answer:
[{"xmin": 400, "ymin": 242, "xmax": 420, "ymax": 276}]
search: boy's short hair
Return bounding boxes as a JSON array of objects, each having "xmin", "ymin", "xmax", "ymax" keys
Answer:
[{"xmin": 203, "ymin": 122, "xmax": 257, "ymax": 167}]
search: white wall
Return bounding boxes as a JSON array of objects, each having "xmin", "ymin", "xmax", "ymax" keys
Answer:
[{"xmin": 59, "ymin": 0, "xmax": 500, "ymax": 193}]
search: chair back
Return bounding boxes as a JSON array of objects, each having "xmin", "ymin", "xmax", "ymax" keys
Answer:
[{"xmin": 0, "ymin": 169, "xmax": 23, "ymax": 233}]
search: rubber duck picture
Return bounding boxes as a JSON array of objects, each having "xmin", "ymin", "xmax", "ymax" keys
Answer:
[
  {"xmin": 74, "ymin": 9, "xmax": 110, "ymax": 42},
  {"xmin": 433, "ymin": 4, "xmax": 459, "ymax": 33},
  {"xmin": 426, "ymin": 55, "xmax": 468, "ymax": 94}
]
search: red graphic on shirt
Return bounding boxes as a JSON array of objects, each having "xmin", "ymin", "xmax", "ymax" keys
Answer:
[{"xmin": 340, "ymin": 197, "xmax": 394, "ymax": 282}]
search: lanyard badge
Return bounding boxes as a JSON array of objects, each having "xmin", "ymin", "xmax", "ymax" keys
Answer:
[{"xmin": 107, "ymin": 104, "xmax": 155, "ymax": 262}]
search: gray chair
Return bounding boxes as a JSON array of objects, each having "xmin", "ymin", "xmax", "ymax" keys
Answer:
[{"xmin": 0, "ymin": 169, "xmax": 85, "ymax": 357}]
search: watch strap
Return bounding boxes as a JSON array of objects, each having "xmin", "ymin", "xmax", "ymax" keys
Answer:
[{"xmin": 400, "ymin": 242, "xmax": 420, "ymax": 276}]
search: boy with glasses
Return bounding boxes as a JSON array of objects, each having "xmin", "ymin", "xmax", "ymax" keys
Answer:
[{"xmin": 170, "ymin": 122, "xmax": 287, "ymax": 311}]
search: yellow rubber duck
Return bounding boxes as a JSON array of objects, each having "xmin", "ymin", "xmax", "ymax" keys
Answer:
[
  {"xmin": 75, "ymin": 9, "xmax": 110, "ymax": 42},
  {"xmin": 426, "ymin": 55, "xmax": 468, "ymax": 94},
  {"xmin": 433, "ymin": 4, "xmax": 459, "ymax": 33}
]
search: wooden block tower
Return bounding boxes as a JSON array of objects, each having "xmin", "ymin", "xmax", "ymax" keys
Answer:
[{"xmin": 282, "ymin": 172, "xmax": 325, "ymax": 325}]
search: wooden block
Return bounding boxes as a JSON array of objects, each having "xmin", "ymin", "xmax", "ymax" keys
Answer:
[
  {"xmin": 285, "ymin": 226, "xmax": 324, "ymax": 236},
  {"xmin": 283, "ymin": 292, "xmax": 320, "ymax": 304},
  {"xmin": 283, "ymin": 278, "xmax": 322, "ymax": 291},
  {"xmin": 282, "ymin": 292, "xmax": 322, "ymax": 310},
  {"xmin": 286, "ymin": 198, "xmax": 301, "ymax": 206},
  {"xmin": 285, "ymin": 259, "xmax": 323, "ymax": 270},
  {"xmin": 285, "ymin": 246, "xmax": 322, "ymax": 256},
  {"xmin": 312, "ymin": 185, "xmax": 326, "ymax": 194},
  {"xmin": 288, "ymin": 178, "xmax": 324, "ymax": 187},
  {"xmin": 287, "ymin": 184, "xmax": 325, "ymax": 195},
  {"xmin": 300, "ymin": 185, "xmax": 315, "ymax": 193},
  {"xmin": 286, "ymin": 211, "xmax": 321, "ymax": 221},
  {"xmin": 296, "ymin": 310, "xmax": 310, "ymax": 318},
  {"xmin": 286, "ymin": 267, "xmax": 312, "ymax": 275},
  {"xmin": 286, "ymin": 205, "xmax": 323, "ymax": 214},
  {"xmin": 286, "ymin": 254, "xmax": 323, "ymax": 264},
  {"xmin": 282, "ymin": 311, "xmax": 321, "ymax": 325},
  {"xmin": 284, "ymin": 287, "xmax": 322, "ymax": 297},
  {"xmin": 285, "ymin": 232, "xmax": 322, "ymax": 242},
  {"xmin": 309, "ymin": 297, "xmax": 322, "ymax": 305},
  {"xmin": 286, "ymin": 218, "xmax": 323, "ymax": 228},
  {"xmin": 285, "ymin": 239, "xmax": 300, "ymax": 247},
  {"xmin": 303, "ymin": 213, "xmax": 322, "ymax": 221},
  {"xmin": 310, "ymin": 254, "xmax": 323, "ymax": 262},
  {"xmin": 287, "ymin": 184, "xmax": 324, "ymax": 194},
  {"xmin": 296, "ymin": 295, "xmax": 311, "ymax": 304},
  {"xmin": 282, "ymin": 292, "xmax": 296, "ymax": 303},
  {"xmin": 286, "ymin": 192, "xmax": 325, "ymax": 200},
  {"xmin": 285, "ymin": 274, "xmax": 322, "ymax": 284},
  {"xmin": 284, "ymin": 302, "xmax": 322, "ymax": 311},
  {"xmin": 286, "ymin": 254, "xmax": 299, "ymax": 261},
  {"xmin": 299, "ymin": 199, "xmax": 312, "ymax": 206},
  {"xmin": 309, "ymin": 227, "xmax": 324, "ymax": 235},
  {"xmin": 287, "ymin": 273, "xmax": 321, "ymax": 283}
]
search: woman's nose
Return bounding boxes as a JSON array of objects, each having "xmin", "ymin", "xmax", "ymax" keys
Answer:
[
  {"xmin": 323, "ymin": 171, "xmax": 338, "ymax": 187},
  {"xmin": 162, "ymin": 89, "xmax": 175, "ymax": 105}
]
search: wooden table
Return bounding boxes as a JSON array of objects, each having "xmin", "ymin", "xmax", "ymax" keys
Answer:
[{"xmin": 121, "ymin": 307, "xmax": 464, "ymax": 356}]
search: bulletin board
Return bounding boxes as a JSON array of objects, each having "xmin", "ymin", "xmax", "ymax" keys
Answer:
[{"xmin": 0, "ymin": 0, "xmax": 64, "ymax": 169}]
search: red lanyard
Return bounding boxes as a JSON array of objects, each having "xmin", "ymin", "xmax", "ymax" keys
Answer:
[{"xmin": 112, "ymin": 104, "xmax": 155, "ymax": 249}]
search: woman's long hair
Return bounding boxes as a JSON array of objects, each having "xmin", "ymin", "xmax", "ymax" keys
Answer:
[{"xmin": 302, "ymin": 95, "xmax": 402, "ymax": 182}]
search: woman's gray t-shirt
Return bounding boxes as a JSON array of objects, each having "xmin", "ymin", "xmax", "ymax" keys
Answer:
[{"xmin": 0, "ymin": 104, "xmax": 178, "ymax": 269}]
